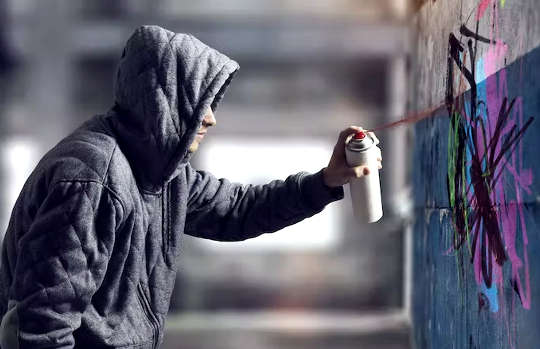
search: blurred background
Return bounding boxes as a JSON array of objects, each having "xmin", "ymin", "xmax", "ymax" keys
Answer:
[{"xmin": 0, "ymin": 0, "xmax": 415, "ymax": 348}]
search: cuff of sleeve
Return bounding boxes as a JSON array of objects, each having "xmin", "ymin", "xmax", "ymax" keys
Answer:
[{"xmin": 300, "ymin": 168, "xmax": 344, "ymax": 210}]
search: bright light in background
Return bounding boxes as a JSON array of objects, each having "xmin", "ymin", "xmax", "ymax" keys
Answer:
[
  {"xmin": 0, "ymin": 138, "xmax": 39, "ymax": 236},
  {"xmin": 196, "ymin": 137, "xmax": 342, "ymax": 251}
]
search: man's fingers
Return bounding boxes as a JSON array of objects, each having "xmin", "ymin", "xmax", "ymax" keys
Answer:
[
  {"xmin": 332, "ymin": 126, "xmax": 364, "ymax": 159},
  {"xmin": 338, "ymin": 126, "xmax": 363, "ymax": 143},
  {"xmin": 348, "ymin": 165, "xmax": 370, "ymax": 178},
  {"xmin": 347, "ymin": 163, "xmax": 384, "ymax": 178}
]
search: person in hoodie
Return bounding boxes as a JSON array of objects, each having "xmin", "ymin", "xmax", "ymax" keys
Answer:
[{"xmin": 0, "ymin": 25, "xmax": 381, "ymax": 349}]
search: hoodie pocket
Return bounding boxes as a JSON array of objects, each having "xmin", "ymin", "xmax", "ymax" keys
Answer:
[{"xmin": 136, "ymin": 283, "xmax": 160, "ymax": 349}]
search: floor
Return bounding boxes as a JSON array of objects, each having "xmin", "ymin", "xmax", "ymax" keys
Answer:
[{"xmin": 161, "ymin": 310, "xmax": 411, "ymax": 349}]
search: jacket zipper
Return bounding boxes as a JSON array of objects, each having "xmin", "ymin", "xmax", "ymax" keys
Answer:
[
  {"xmin": 162, "ymin": 182, "xmax": 170, "ymax": 256},
  {"xmin": 137, "ymin": 283, "xmax": 160, "ymax": 349}
]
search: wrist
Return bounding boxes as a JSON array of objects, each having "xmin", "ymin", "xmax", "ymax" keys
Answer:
[
  {"xmin": 322, "ymin": 167, "xmax": 338, "ymax": 188},
  {"xmin": 301, "ymin": 169, "xmax": 345, "ymax": 209}
]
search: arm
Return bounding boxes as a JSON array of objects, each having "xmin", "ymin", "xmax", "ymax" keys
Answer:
[
  {"xmin": 184, "ymin": 165, "xmax": 344, "ymax": 241},
  {"xmin": 4, "ymin": 181, "xmax": 122, "ymax": 348},
  {"xmin": 184, "ymin": 125, "xmax": 381, "ymax": 242}
]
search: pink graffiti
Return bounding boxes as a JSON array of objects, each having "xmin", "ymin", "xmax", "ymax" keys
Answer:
[
  {"xmin": 471, "ymin": 0, "xmax": 532, "ymax": 310},
  {"xmin": 476, "ymin": 0, "xmax": 492, "ymax": 20}
]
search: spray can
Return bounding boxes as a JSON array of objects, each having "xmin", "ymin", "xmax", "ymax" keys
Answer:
[{"xmin": 345, "ymin": 131, "xmax": 383, "ymax": 223}]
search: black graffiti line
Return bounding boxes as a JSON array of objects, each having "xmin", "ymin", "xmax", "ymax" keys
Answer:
[
  {"xmin": 463, "ymin": 115, "xmax": 532, "ymax": 200},
  {"xmin": 459, "ymin": 24, "xmax": 493, "ymax": 44}
]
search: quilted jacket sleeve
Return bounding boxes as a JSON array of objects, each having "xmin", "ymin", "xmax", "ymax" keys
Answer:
[
  {"xmin": 184, "ymin": 164, "xmax": 343, "ymax": 241},
  {"xmin": 9, "ymin": 181, "xmax": 122, "ymax": 349}
]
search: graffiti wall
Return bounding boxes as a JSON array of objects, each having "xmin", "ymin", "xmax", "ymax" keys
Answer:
[{"xmin": 411, "ymin": 0, "xmax": 540, "ymax": 348}]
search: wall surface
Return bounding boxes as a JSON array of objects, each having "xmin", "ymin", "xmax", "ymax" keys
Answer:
[{"xmin": 411, "ymin": 0, "xmax": 540, "ymax": 348}]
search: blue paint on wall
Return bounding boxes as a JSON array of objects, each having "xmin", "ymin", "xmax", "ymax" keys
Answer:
[
  {"xmin": 412, "ymin": 44, "xmax": 540, "ymax": 348},
  {"xmin": 480, "ymin": 279, "xmax": 499, "ymax": 313}
]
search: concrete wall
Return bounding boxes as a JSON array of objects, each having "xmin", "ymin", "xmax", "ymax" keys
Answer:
[
  {"xmin": 411, "ymin": 0, "xmax": 540, "ymax": 348},
  {"xmin": 412, "ymin": 0, "xmax": 540, "ymax": 111}
]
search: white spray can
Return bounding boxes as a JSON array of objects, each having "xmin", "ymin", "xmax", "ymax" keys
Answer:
[{"xmin": 345, "ymin": 130, "xmax": 383, "ymax": 223}]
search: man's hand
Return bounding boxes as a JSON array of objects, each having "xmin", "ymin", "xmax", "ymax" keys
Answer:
[{"xmin": 322, "ymin": 126, "xmax": 382, "ymax": 188}]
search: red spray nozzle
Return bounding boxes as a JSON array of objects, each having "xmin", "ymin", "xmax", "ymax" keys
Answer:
[{"xmin": 354, "ymin": 131, "xmax": 366, "ymax": 140}]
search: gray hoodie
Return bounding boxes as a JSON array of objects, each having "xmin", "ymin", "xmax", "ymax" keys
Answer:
[{"xmin": 0, "ymin": 25, "xmax": 343, "ymax": 348}]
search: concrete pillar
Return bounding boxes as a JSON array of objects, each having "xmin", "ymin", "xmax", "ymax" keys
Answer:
[{"xmin": 383, "ymin": 56, "xmax": 409, "ymax": 217}]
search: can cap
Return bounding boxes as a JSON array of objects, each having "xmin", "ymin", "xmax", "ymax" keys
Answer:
[
  {"xmin": 347, "ymin": 130, "xmax": 375, "ymax": 151},
  {"xmin": 354, "ymin": 131, "xmax": 366, "ymax": 140}
]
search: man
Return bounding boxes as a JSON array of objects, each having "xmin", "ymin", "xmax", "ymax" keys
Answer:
[{"xmin": 0, "ymin": 25, "xmax": 381, "ymax": 348}]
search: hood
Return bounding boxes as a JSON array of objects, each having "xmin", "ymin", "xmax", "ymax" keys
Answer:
[{"xmin": 107, "ymin": 25, "xmax": 239, "ymax": 191}]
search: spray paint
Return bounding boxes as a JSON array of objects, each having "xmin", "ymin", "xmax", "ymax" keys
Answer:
[{"xmin": 345, "ymin": 131, "xmax": 383, "ymax": 223}]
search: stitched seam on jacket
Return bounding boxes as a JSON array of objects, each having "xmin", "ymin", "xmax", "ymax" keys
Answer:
[
  {"xmin": 187, "ymin": 173, "xmax": 235, "ymax": 215},
  {"xmin": 164, "ymin": 34, "xmax": 181, "ymax": 137},
  {"xmin": 167, "ymin": 183, "xmax": 171, "ymax": 254},
  {"xmin": 51, "ymin": 179, "xmax": 127, "ymax": 224},
  {"xmin": 123, "ymin": 40, "xmax": 172, "ymax": 64},
  {"xmin": 161, "ymin": 184, "xmax": 166, "ymax": 255},
  {"xmin": 101, "ymin": 144, "xmax": 118, "ymax": 187},
  {"xmin": 140, "ymin": 188, "xmax": 162, "ymax": 196},
  {"xmin": 198, "ymin": 59, "xmax": 230, "ymax": 116}
]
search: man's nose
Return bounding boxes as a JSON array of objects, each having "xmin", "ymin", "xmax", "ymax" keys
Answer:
[{"xmin": 202, "ymin": 108, "xmax": 216, "ymax": 127}]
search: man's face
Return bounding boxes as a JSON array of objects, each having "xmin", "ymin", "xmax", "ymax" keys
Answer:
[{"xmin": 188, "ymin": 107, "xmax": 216, "ymax": 153}]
